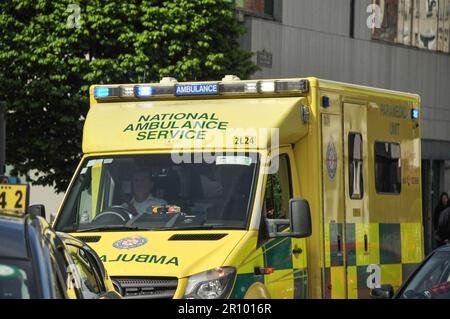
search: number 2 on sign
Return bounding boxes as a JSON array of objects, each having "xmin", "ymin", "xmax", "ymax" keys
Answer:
[{"xmin": 15, "ymin": 190, "xmax": 23, "ymax": 209}]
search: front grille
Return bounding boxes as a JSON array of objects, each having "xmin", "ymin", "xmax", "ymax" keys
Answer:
[{"xmin": 112, "ymin": 277, "xmax": 178, "ymax": 299}]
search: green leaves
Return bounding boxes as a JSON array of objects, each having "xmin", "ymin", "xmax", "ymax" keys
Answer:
[{"xmin": 0, "ymin": 0, "xmax": 257, "ymax": 192}]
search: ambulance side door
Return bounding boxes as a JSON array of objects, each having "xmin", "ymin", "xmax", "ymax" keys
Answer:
[
  {"xmin": 343, "ymin": 103, "xmax": 370, "ymax": 299},
  {"xmin": 262, "ymin": 147, "xmax": 308, "ymax": 299}
]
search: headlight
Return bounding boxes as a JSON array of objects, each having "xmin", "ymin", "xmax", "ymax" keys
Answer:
[{"xmin": 184, "ymin": 267, "xmax": 236, "ymax": 299}]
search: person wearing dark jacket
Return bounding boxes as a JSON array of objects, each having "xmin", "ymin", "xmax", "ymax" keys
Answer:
[
  {"xmin": 434, "ymin": 193, "xmax": 449, "ymax": 228},
  {"xmin": 437, "ymin": 206, "xmax": 450, "ymax": 246}
]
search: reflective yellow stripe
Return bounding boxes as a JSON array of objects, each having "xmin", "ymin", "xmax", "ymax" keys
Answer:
[
  {"xmin": 347, "ymin": 266, "xmax": 358, "ymax": 299},
  {"xmin": 265, "ymin": 269, "xmax": 294, "ymax": 299},
  {"xmin": 401, "ymin": 223, "xmax": 422, "ymax": 264},
  {"xmin": 380, "ymin": 264, "xmax": 403, "ymax": 291},
  {"xmin": 331, "ymin": 266, "xmax": 346, "ymax": 299},
  {"xmin": 324, "ymin": 225, "xmax": 331, "ymax": 268}
]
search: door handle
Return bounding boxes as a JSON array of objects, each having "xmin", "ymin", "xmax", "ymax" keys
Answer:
[{"xmin": 292, "ymin": 247, "xmax": 303, "ymax": 255}]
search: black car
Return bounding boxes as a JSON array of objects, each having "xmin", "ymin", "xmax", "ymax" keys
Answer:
[
  {"xmin": 0, "ymin": 210, "xmax": 121, "ymax": 299},
  {"xmin": 371, "ymin": 244, "xmax": 450, "ymax": 299}
]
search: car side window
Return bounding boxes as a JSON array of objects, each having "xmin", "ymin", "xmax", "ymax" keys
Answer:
[
  {"xmin": 44, "ymin": 234, "xmax": 71, "ymax": 299},
  {"xmin": 66, "ymin": 244, "xmax": 103, "ymax": 298}
]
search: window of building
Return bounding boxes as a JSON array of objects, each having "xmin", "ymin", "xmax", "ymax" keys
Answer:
[
  {"xmin": 228, "ymin": 0, "xmax": 275, "ymax": 18},
  {"xmin": 371, "ymin": 0, "xmax": 450, "ymax": 53},
  {"xmin": 374, "ymin": 142, "xmax": 402, "ymax": 194},
  {"xmin": 349, "ymin": 133, "xmax": 364, "ymax": 199}
]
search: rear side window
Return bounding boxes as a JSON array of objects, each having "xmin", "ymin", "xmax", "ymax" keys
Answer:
[
  {"xmin": 374, "ymin": 142, "xmax": 401, "ymax": 194},
  {"xmin": 67, "ymin": 245, "xmax": 103, "ymax": 298}
]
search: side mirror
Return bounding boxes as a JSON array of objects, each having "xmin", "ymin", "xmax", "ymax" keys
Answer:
[
  {"xmin": 268, "ymin": 199, "xmax": 312, "ymax": 239},
  {"xmin": 289, "ymin": 199, "xmax": 312, "ymax": 238},
  {"xmin": 27, "ymin": 204, "xmax": 46, "ymax": 219},
  {"xmin": 370, "ymin": 284, "xmax": 394, "ymax": 299}
]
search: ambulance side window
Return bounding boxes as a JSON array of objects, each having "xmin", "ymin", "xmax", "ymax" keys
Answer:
[
  {"xmin": 349, "ymin": 133, "xmax": 364, "ymax": 199},
  {"xmin": 264, "ymin": 154, "xmax": 293, "ymax": 221},
  {"xmin": 374, "ymin": 142, "xmax": 401, "ymax": 194}
]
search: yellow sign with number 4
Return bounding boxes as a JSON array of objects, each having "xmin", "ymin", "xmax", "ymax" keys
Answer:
[{"xmin": 0, "ymin": 184, "xmax": 29, "ymax": 213}]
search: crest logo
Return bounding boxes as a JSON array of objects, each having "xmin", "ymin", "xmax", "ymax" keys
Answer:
[
  {"xmin": 113, "ymin": 236, "xmax": 148, "ymax": 250},
  {"xmin": 326, "ymin": 138, "xmax": 338, "ymax": 180}
]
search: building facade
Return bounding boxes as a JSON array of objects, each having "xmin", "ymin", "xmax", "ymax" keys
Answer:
[{"xmin": 235, "ymin": 0, "xmax": 450, "ymax": 254}]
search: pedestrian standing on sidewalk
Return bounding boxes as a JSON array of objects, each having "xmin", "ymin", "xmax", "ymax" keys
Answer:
[
  {"xmin": 437, "ymin": 206, "xmax": 450, "ymax": 246},
  {"xmin": 434, "ymin": 193, "xmax": 450, "ymax": 247}
]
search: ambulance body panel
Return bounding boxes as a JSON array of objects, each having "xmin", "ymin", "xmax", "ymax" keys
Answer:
[{"xmin": 54, "ymin": 77, "xmax": 422, "ymax": 299}]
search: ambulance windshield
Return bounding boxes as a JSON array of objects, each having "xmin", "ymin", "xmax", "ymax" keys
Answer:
[{"xmin": 55, "ymin": 153, "xmax": 259, "ymax": 232}]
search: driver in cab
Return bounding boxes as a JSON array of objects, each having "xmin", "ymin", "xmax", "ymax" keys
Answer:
[{"xmin": 122, "ymin": 169, "xmax": 167, "ymax": 215}]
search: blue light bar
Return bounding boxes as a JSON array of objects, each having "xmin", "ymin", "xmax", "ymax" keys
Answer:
[
  {"xmin": 94, "ymin": 87, "xmax": 110, "ymax": 98},
  {"xmin": 411, "ymin": 108, "xmax": 419, "ymax": 120},
  {"xmin": 136, "ymin": 86, "xmax": 154, "ymax": 97},
  {"xmin": 175, "ymin": 83, "xmax": 219, "ymax": 96}
]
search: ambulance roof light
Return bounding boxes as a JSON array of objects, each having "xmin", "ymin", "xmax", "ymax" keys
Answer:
[
  {"xmin": 93, "ymin": 79, "xmax": 309, "ymax": 101},
  {"xmin": 93, "ymin": 86, "xmax": 120, "ymax": 99},
  {"xmin": 160, "ymin": 77, "xmax": 178, "ymax": 84},
  {"xmin": 275, "ymin": 80, "xmax": 309, "ymax": 93},
  {"xmin": 120, "ymin": 86, "xmax": 135, "ymax": 97},
  {"xmin": 135, "ymin": 85, "xmax": 154, "ymax": 98},
  {"xmin": 259, "ymin": 81, "xmax": 276, "ymax": 93},
  {"xmin": 222, "ymin": 75, "xmax": 241, "ymax": 81}
]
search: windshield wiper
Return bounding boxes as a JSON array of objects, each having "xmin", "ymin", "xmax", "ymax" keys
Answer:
[{"xmin": 75, "ymin": 225, "xmax": 149, "ymax": 233}]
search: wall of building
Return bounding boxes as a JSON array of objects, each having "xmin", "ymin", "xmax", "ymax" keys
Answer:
[
  {"xmin": 239, "ymin": 0, "xmax": 450, "ymax": 254},
  {"xmin": 244, "ymin": 0, "xmax": 450, "ymax": 145}
]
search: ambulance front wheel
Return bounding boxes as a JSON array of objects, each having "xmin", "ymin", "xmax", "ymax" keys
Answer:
[{"xmin": 243, "ymin": 282, "xmax": 271, "ymax": 299}]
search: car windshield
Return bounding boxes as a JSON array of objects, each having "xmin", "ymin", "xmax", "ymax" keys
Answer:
[
  {"xmin": 399, "ymin": 251, "xmax": 450, "ymax": 299},
  {"xmin": 0, "ymin": 260, "xmax": 36, "ymax": 299},
  {"xmin": 55, "ymin": 153, "xmax": 259, "ymax": 232}
]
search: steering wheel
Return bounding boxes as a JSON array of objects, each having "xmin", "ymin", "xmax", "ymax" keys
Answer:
[{"xmin": 91, "ymin": 206, "xmax": 133, "ymax": 225}]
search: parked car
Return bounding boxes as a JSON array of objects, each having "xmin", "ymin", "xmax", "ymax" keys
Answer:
[
  {"xmin": 371, "ymin": 244, "xmax": 450, "ymax": 299},
  {"xmin": 0, "ymin": 210, "xmax": 121, "ymax": 299}
]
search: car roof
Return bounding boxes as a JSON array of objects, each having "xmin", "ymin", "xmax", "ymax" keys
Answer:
[
  {"xmin": 0, "ymin": 211, "xmax": 48, "ymax": 259},
  {"xmin": 436, "ymin": 244, "xmax": 450, "ymax": 252}
]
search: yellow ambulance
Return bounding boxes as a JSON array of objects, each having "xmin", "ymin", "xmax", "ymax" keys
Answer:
[{"xmin": 53, "ymin": 76, "xmax": 423, "ymax": 299}]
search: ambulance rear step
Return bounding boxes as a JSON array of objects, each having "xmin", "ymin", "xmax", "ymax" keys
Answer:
[{"xmin": 112, "ymin": 277, "xmax": 178, "ymax": 299}]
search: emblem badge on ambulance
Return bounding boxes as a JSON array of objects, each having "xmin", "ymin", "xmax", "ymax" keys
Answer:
[
  {"xmin": 326, "ymin": 138, "xmax": 337, "ymax": 180},
  {"xmin": 113, "ymin": 236, "xmax": 148, "ymax": 250}
]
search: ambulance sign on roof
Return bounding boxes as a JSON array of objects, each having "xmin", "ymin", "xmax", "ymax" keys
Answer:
[{"xmin": 175, "ymin": 83, "xmax": 219, "ymax": 96}]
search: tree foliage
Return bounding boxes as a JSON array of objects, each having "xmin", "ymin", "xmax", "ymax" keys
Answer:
[{"xmin": 0, "ymin": 0, "xmax": 257, "ymax": 192}]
